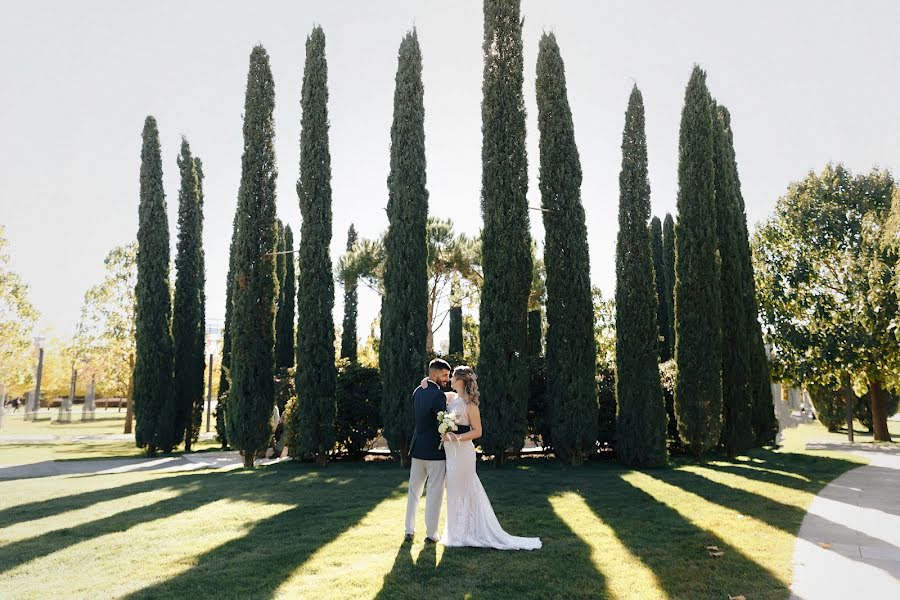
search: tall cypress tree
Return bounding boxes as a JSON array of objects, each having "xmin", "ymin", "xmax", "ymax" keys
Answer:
[
  {"xmin": 449, "ymin": 279, "xmax": 465, "ymax": 358},
  {"xmin": 536, "ymin": 33, "xmax": 597, "ymax": 466},
  {"xmin": 674, "ymin": 66, "xmax": 723, "ymax": 456},
  {"xmin": 340, "ymin": 224, "xmax": 359, "ymax": 362},
  {"xmin": 275, "ymin": 223, "xmax": 296, "ymax": 372},
  {"xmin": 296, "ymin": 27, "xmax": 337, "ymax": 465},
  {"xmin": 662, "ymin": 213, "xmax": 676, "ymax": 360},
  {"xmin": 134, "ymin": 115, "xmax": 176, "ymax": 457},
  {"xmin": 172, "ymin": 138, "xmax": 206, "ymax": 453},
  {"xmin": 227, "ymin": 45, "xmax": 278, "ymax": 468},
  {"xmin": 380, "ymin": 30, "xmax": 428, "ymax": 466},
  {"xmin": 614, "ymin": 86, "xmax": 667, "ymax": 468},
  {"xmin": 719, "ymin": 107, "xmax": 777, "ymax": 445},
  {"xmin": 216, "ymin": 209, "xmax": 237, "ymax": 448},
  {"xmin": 274, "ymin": 218, "xmax": 286, "ymax": 347},
  {"xmin": 478, "ymin": 0, "xmax": 533, "ymax": 465},
  {"xmin": 650, "ymin": 216, "xmax": 671, "ymax": 361},
  {"xmin": 714, "ymin": 104, "xmax": 755, "ymax": 456}
]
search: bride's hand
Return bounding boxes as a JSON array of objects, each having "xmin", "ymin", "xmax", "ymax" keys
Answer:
[{"xmin": 420, "ymin": 377, "xmax": 429, "ymax": 389}]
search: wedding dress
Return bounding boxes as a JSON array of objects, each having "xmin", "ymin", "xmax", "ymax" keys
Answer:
[{"xmin": 441, "ymin": 393, "xmax": 542, "ymax": 550}]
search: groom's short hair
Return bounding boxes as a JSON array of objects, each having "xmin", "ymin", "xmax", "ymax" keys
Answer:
[{"xmin": 428, "ymin": 358, "xmax": 451, "ymax": 373}]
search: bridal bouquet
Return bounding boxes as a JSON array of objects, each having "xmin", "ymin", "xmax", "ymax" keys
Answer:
[{"xmin": 437, "ymin": 410, "xmax": 459, "ymax": 449}]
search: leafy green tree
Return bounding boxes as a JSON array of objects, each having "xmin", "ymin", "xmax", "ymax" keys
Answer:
[
  {"xmin": 674, "ymin": 67, "xmax": 723, "ymax": 456},
  {"xmin": 754, "ymin": 165, "xmax": 898, "ymax": 441},
  {"xmin": 340, "ymin": 225, "xmax": 359, "ymax": 361},
  {"xmin": 479, "ymin": 0, "xmax": 533, "ymax": 465},
  {"xmin": 172, "ymin": 139, "xmax": 206, "ymax": 452},
  {"xmin": 295, "ymin": 28, "xmax": 338, "ymax": 464},
  {"xmin": 614, "ymin": 86, "xmax": 667, "ymax": 467},
  {"xmin": 536, "ymin": 33, "xmax": 596, "ymax": 465},
  {"xmin": 134, "ymin": 115, "xmax": 177, "ymax": 457},
  {"xmin": 227, "ymin": 46, "xmax": 278, "ymax": 468},
  {"xmin": 380, "ymin": 30, "xmax": 428, "ymax": 465},
  {"xmin": 0, "ymin": 225, "xmax": 39, "ymax": 397},
  {"xmin": 650, "ymin": 217, "xmax": 671, "ymax": 361}
]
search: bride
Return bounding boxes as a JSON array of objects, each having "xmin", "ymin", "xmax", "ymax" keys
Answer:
[{"xmin": 423, "ymin": 366, "xmax": 541, "ymax": 551}]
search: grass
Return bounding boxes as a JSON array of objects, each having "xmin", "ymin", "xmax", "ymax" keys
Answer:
[{"xmin": 0, "ymin": 421, "xmax": 875, "ymax": 600}]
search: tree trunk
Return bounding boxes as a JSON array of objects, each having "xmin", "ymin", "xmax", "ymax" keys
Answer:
[
  {"xmin": 425, "ymin": 297, "xmax": 435, "ymax": 354},
  {"xmin": 124, "ymin": 353, "xmax": 135, "ymax": 434},
  {"xmin": 399, "ymin": 440, "xmax": 411, "ymax": 468},
  {"xmin": 315, "ymin": 452, "xmax": 328, "ymax": 467},
  {"xmin": 494, "ymin": 451, "xmax": 508, "ymax": 468},
  {"xmin": 840, "ymin": 374, "xmax": 854, "ymax": 442},
  {"xmin": 243, "ymin": 452, "xmax": 255, "ymax": 468},
  {"xmin": 869, "ymin": 379, "xmax": 892, "ymax": 442}
]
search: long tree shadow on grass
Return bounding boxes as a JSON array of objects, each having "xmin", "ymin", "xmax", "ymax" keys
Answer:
[
  {"xmin": 580, "ymin": 469, "xmax": 789, "ymax": 600},
  {"xmin": 122, "ymin": 463, "xmax": 403, "ymax": 600},
  {"xmin": 0, "ymin": 469, "xmax": 302, "ymax": 574}
]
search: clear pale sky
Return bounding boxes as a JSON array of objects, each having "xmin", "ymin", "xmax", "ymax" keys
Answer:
[{"xmin": 2, "ymin": 1, "xmax": 898, "ymax": 347}]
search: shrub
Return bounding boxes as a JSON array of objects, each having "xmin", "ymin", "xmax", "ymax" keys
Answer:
[{"xmin": 333, "ymin": 362, "xmax": 383, "ymax": 458}]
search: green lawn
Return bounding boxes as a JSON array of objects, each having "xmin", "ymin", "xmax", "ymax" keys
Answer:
[
  {"xmin": 0, "ymin": 422, "xmax": 873, "ymax": 600},
  {"xmin": 0, "ymin": 411, "xmax": 220, "ymax": 464}
]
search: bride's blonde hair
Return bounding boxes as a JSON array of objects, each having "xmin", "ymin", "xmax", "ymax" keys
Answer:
[{"xmin": 453, "ymin": 365, "xmax": 479, "ymax": 406}]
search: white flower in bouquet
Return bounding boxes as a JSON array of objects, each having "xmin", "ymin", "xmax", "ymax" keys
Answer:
[{"xmin": 436, "ymin": 410, "xmax": 459, "ymax": 449}]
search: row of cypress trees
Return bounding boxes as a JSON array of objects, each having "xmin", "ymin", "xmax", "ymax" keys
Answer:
[{"xmin": 134, "ymin": 117, "xmax": 207, "ymax": 457}]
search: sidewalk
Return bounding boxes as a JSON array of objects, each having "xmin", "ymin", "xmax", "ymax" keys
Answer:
[
  {"xmin": 790, "ymin": 445, "xmax": 900, "ymax": 598},
  {"xmin": 0, "ymin": 451, "xmax": 288, "ymax": 480}
]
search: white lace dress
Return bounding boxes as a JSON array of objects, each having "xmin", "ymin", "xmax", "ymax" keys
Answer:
[{"xmin": 441, "ymin": 393, "xmax": 542, "ymax": 550}]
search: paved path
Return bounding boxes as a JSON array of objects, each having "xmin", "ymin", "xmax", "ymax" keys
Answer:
[
  {"xmin": 790, "ymin": 445, "xmax": 900, "ymax": 599},
  {"xmin": 0, "ymin": 451, "xmax": 288, "ymax": 480}
]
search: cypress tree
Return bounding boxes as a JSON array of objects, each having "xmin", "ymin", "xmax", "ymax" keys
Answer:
[
  {"xmin": 674, "ymin": 66, "xmax": 723, "ymax": 456},
  {"xmin": 478, "ymin": 0, "xmax": 533, "ymax": 465},
  {"xmin": 650, "ymin": 216, "xmax": 671, "ymax": 361},
  {"xmin": 662, "ymin": 213, "xmax": 676, "ymax": 359},
  {"xmin": 380, "ymin": 30, "xmax": 428, "ymax": 466},
  {"xmin": 526, "ymin": 309, "xmax": 542, "ymax": 358},
  {"xmin": 719, "ymin": 107, "xmax": 777, "ymax": 445},
  {"xmin": 227, "ymin": 45, "xmax": 279, "ymax": 468},
  {"xmin": 714, "ymin": 104, "xmax": 755, "ymax": 456},
  {"xmin": 274, "ymin": 220, "xmax": 296, "ymax": 371},
  {"xmin": 340, "ymin": 224, "xmax": 359, "ymax": 362},
  {"xmin": 216, "ymin": 209, "xmax": 237, "ymax": 448},
  {"xmin": 172, "ymin": 138, "xmax": 206, "ymax": 453},
  {"xmin": 134, "ymin": 115, "xmax": 176, "ymax": 457},
  {"xmin": 449, "ymin": 293, "xmax": 464, "ymax": 359},
  {"xmin": 614, "ymin": 86, "xmax": 667, "ymax": 468},
  {"xmin": 295, "ymin": 27, "xmax": 338, "ymax": 465},
  {"xmin": 536, "ymin": 33, "xmax": 597, "ymax": 466}
]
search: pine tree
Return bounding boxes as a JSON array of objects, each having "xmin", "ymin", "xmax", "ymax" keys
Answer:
[
  {"xmin": 134, "ymin": 115, "xmax": 177, "ymax": 457},
  {"xmin": 650, "ymin": 216, "xmax": 671, "ymax": 361},
  {"xmin": 478, "ymin": 0, "xmax": 533, "ymax": 465},
  {"xmin": 380, "ymin": 30, "xmax": 428, "ymax": 466},
  {"xmin": 172, "ymin": 138, "xmax": 206, "ymax": 453},
  {"xmin": 340, "ymin": 224, "xmax": 359, "ymax": 361},
  {"xmin": 295, "ymin": 27, "xmax": 337, "ymax": 465},
  {"xmin": 718, "ymin": 107, "xmax": 777, "ymax": 445},
  {"xmin": 662, "ymin": 213, "xmax": 676, "ymax": 360},
  {"xmin": 674, "ymin": 66, "xmax": 723, "ymax": 456},
  {"xmin": 216, "ymin": 210, "xmax": 237, "ymax": 448},
  {"xmin": 536, "ymin": 33, "xmax": 597, "ymax": 466},
  {"xmin": 227, "ymin": 45, "xmax": 279, "ymax": 468},
  {"xmin": 714, "ymin": 104, "xmax": 755, "ymax": 456},
  {"xmin": 614, "ymin": 86, "xmax": 667, "ymax": 468},
  {"xmin": 275, "ymin": 224, "xmax": 296, "ymax": 372}
]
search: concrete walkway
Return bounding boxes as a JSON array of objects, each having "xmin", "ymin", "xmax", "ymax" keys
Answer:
[
  {"xmin": 0, "ymin": 451, "xmax": 288, "ymax": 480},
  {"xmin": 790, "ymin": 446, "xmax": 900, "ymax": 599}
]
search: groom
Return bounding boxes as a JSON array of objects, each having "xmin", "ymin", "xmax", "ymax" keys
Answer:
[{"xmin": 404, "ymin": 358, "xmax": 452, "ymax": 543}]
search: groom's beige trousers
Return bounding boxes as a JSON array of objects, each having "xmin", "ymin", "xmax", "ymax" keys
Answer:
[{"xmin": 405, "ymin": 458, "xmax": 446, "ymax": 539}]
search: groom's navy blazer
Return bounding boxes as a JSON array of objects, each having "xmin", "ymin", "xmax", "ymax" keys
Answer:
[{"xmin": 409, "ymin": 382, "xmax": 446, "ymax": 461}]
